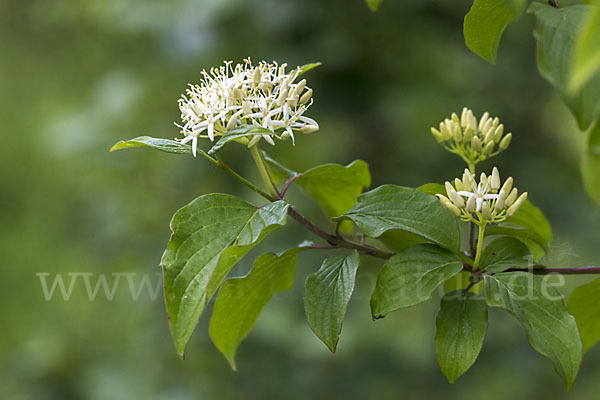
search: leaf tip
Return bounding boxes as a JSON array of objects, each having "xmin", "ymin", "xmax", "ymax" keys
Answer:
[{"xmin": 109, "ymin": 141, "xmax": 125, "ymax": 152}]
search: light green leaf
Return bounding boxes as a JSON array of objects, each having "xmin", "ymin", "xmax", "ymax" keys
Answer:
[
  {"xmin": 262, "ymin": 152, "xmax": 297, "ymax": 183},
  {"xmin": 505, "ymin": 0, "xmax": 530, "ymax": 16},
  {"xmin": 338, "ymin": 185, "xmax": 461, "ymax": 253},
  {"xmin": 294, "ymin": 161, "xmax": 371, "ymax": 218},
  {"xmin": 529, "ymin": 3, "xmax": 600, "ymax": 130},
  {"xmin": 581, "ymin": 121, "xmax": 600, "ymax": 206},
  {"xmin": 365, "ymin": 0, "xmax": 383, "ymax": 12},
  {"xmin": 371, "ymin": 244, "xmax": 463, "ymax": 319},
  {"xmin": 436, "ymin": 291, "xmax": 488, "ymax": 383},
  {"xmin": 417, "ymin": 183, "xmax": 445, "ymax": 196},
  {"xmin": 568, "ymin": 5, "xmax": 600, "ymax": 93},
  {"xmin": 444, "ymin": 271, "xmax": 482, "ymax": 294},
  {"xmin": 568, "ymin": 277, "xmax": 600, "ymax": 353},
  {"xmin": 485, "ymin": 272, "xmax": 583, "ymax": 390},
  {"xmin": 161, "ymin": 195, "xmax": 290, "ymax": 356},
  {"xmin": 484, "ymin": 225, "xmax": 549, "ymax": 261},
  {"xmin": 298, "ymin": 62, "xmax": 322, "ymax": 76},
  {"xmin": 110, "ymin": 136, "xmax": 193, "ymax": 154},
  {"xmin": 479, "ymin": 237, "xmax": 530, "ymax": 273},
  {"xmin": 304, "ymin": 251, "xmax": 360, "ymax": 352},
  {"xmin": 209, "ymin": 248, "xmax": 300, "ymax": 369},
  {"xmin": 464, "ymin": 0, "xmax": 521, "ymax": 64},
  {"xmin": 208, "ymin": 125, "xmax": 273, "ymax": 155}
]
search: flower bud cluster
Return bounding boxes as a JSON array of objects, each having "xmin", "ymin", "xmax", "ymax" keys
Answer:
[
  {"xmin": 176, "ymin": 58, "xmax": 319, "ymax": 156},
  {"xmin": 430, "ymin": 108, "xmax": 512, "ymax": 168},
  {"xmin": 436, "ymin": 167, "xmax": 527, "ymax": 224}
]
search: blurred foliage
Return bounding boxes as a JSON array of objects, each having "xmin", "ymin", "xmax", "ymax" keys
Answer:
[{"xmin": 1, "ymin": 0, "xmax": 600, "ymax": 399}]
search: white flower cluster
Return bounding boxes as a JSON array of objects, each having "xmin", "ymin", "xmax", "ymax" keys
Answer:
[
  {"xmin": 176, "ymin": 58, "xmax": 319, "ymax": 156},
  {"xmin": 437, "ymin": 167, "xmax": 527, "ymax": 224},
  {"xmin": 430, "ymin": 108, "xmax": 512, "ymax": 167}
]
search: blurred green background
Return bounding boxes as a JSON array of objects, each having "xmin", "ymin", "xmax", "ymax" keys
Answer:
[{"xmin": 2, "ymin": 0, "xmax": 600, "ymax": 398}]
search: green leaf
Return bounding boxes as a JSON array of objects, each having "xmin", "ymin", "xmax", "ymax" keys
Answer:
[
  {"xmin": 436, "ymin": 291, "xmax": 488, "ymax": 383},
  {"xmin": 304, "ymin": 251, "xmax": 360, "ymax": 352},
  {"xmin": 365, "ymin": 0, "xmax": 383, "ymax": 12},
  {"xmin": 207, "ymin": 125, "xmax": 273, "ymax": 155},
  {"xmin": 568, "ymin": 5, "xmax": 600, "ymax": 93},
  {"xmin": 444, "ymin": 271, "xmax": 482, "ymax": 294},
  {"xmin": 371, "ymin": 244, "xmax": 463, "ymax": 319},
  {"xmin": 294, "ymin": 161, "xmax": 371, "ymax": 218},
  {"xmin": 479, "ymin": 237, "xmax": 530, "ymax": 273},
  {"xmin": 338, "ymin": 185, "xmax": 461, "ymax": 253},
  {"xmin": 262, "ymin": 152, "xmax": 298, "ymax": 183},
  {"xmin": 298, "ymin": 62, "xmax": 322, "ymax": 76},
  {"xmin": 484, "ymin": 226, "xmax": 549, "ymax": 262},
  {"xmin": 464, "ymin": 0, "xmax": 520, "ymax": 64},
  {"xmin": 209, "ymin": 248, "xmax": 300, "ymax": 369},
  {"xmin": 505, "ymin": 0, "xmax": 530, "ymax": 16},
  {"xmin": 417, "ymin": 183, "xmax": 445, "ymax": 196},
  {"xmin": 581, "ymin": 121, "xmax": 600, "ymax": 206},
  {"xmin": 485, "ymin": 272, "xmax": 583, "ymax": 390},
  {"xmin": 161, "ymin": 195, "xmax": 290, "ymax": 356},
  {"xmin": 110, "ymin": 136, "xmax": 193, "ymax": 154},
  {"xmin": 529, "ymin": 3, "xmax": 600, "ymax": 130},
  {"xmin": 568, "ymin": 277, "xmax": 600, "ymax": 353}
]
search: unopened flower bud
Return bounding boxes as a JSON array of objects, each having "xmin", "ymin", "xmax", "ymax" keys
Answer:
[
  {"xmin": 262, "ymin": 134, "xmax": 275, "ymax": 146},
  {"xmin": 481, "ymin": 201, "xmax": 493, "ymax": 220},
  {"xmin": 452, "ymin": 123, "xmax": 462, "ymax": 142},
  {"xmin": 445, "ymin": 181, "xmax": 465, "ymax": 208},
  {"xmin": 440, "ymin": 122, "xmax": 452, "ymax": 140},
  {"xmin": 483, "ymin": 141, "xmax": 495, "ymax": 155},
  {"xmin": 454, "ymin": 178, "xmax": 463, "ymax": 191},
  {"xmin": 226, "ymin": 114, "xmax": 238, "ymax": 130},
  {"xmin": 507, "ymin": 192, "xmax": 527, "ymax": 216},
  {"xmin": 233, "ymin": 88, "xmax": 243, "ymax": 99},
  {"xmin": 472, "ymin": 136, "xmax": 482, "ymax": 152},
  {"xmin": 287, "ymin": 95, "xmax": 299, "ymax": 108},
  {"xmin": 500, "ymin": 177, "xmax": 513, "ymax": 195},
  {"xmin": 253, "ymin": 68, "xmax": 261, "ymax": 84},
  {"xmin": 248, "ymin": 134, "xmax": 262, "ymax": 148},
  {"xmin": 491, "ymin": 167, "xmax": 500, "ymax": 190},
  {"xmin": 480, "ymin": 173, "xmax": 488, "ymax": 187},
  {"xmin": 499, "ymin": 133, "xmax": 512, "ymax": 150},
  {"xmin": 467, "ymin": 110, "xmax": 477, "ymax": 131},
  {"xmin": 466, "ymin": 196, "xmax": 476, "ymax": 213},
  {"xmin": 293, "ymin": 79, "xmax": 306, "ymax": 97},
  {"xmin": 493, "ymin": 124, "xmax": 504, "ymax": 142},
  {"xmin": 276, "ymin": 87, "xmax": 289, "ymax": 107},
  {"xmin": 437, "ymin": 194, "xmax": 461, "ymax": 217},
  {"xmin": 505, "ymin": 188, "xmax": 518, "ymax": 207},
  {"xmin": 452, "ymin": 112, "xmax": 460, "ymax": 126},
  {"xmin": 431, "ymin": 127, "xmax": 444, "ymax": 143},
  {"xmin": 463, "ymin": 126, "xmax": 475, "ymax": 142},
  {"xmin": 461, "ymin": 107, "xmax": 469, "ymax": 127},
  {"xmin": 243, "ymin": 101, "xmax": 253, "ymax": 115},
  {"xmin": 492, "ymin": 117, "xmax": 500, "ymax": 129},
  {"xmin": 478, "ymin": 112, "xmax": 490, "ymax": 131},
  {"xmin": 281, "ymin": 131, "xmax": 291, "ymax": 140},
  {"xmin": 482, "ymin": 119, "xmax": 494, "ymax": 136},
  {"xmin": 300, "ymin": 88, "xmax": 313, "ymax": 104},
  {"xmin": 301, "ymin": 125, "xmax": 319, "ymax": 134},
  {"xmin": 496, "ymin": 190, "xmax": 507, "ymax": 209},
  {"xmin": 484, "ymin": 129, "xmax": 495, "ymax": 145}
]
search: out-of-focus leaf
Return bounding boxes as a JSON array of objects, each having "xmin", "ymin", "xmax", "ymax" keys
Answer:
[
  {"xmin": 444, "ymin": 271, "xmax": 482, "ymax": 294},
  {"xmin": 436, "ymin": 291, "xmax": 488, "ymax": 383},
  {"xmin": 338, "ymin": 185, "xmax": 460, "ymax": 253},
  {"xmin": 464, "ymin": 0, "xmax": 521, "ymax": 64},
  {"xmin": 479, "ymin": 237, "xmax": 530, "ymax": 273},
  {"xmin": 365, "ymin": 0, "xmax": 383, "ymax": 12},
  {"xmin": 161, "ymin": 195, "xmax": 289, "ymax": 356},
  {"xmin": 417, "ymin": 183, "xmax": 445, "ymax": 196},
  {"xmin": 505, "ymin": 0, "xmax": 530, "ymax": 16},
  {"xmin": 568, "ymin": 277, "xmax": 600, "ymax": 353},
  {"xmin": 485, "ymin": 272, "xmax": 582, "ymax": 390},
  {"xmin": 298, "ymin": 62, "xmax": 322, "ymax": 76},
  {"xmin": 110, "ymin": 136, "xmax": 193, "ymax": 154},
  {"xmin": 208, "ymin": 125, "xmax": 273, "ymax": 155},
  {"xmin": 209, "ymin": 249, "xmax": 299, "ymax": 369},
  {"xmin": 304, "ymin": 251, "xmax": 360, "ymax": 352},
  {"xmin": 371, "ymin": 244, "xmax": 463, "ymax": 318},
  {"xmin": 262, "ymin": 152, "xmax": 297, "ymax": 183},
  {"xmin": 529, "ymin": 3, "xmax": 600, "ymax": 130},
  {"xmin": 581, "ymin": 122, "xmax": 600, "ymax": 206},
  {"xmin": 484, "ymin": 226, "xmax": 549, "ymax": 261},
  {"xmin": 569, "ymin": 4, "xmax": 600, "ymax": 93}
]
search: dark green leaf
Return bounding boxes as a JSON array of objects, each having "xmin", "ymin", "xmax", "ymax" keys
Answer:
[
  {"xmin": 338, "ymin": 185, "xmax": 460, "ymax": 252},
  {"xmin": 529, "ymin": 3, "xmax": 600, "ymax": 130},
  {"xmin": 568, "ymin": 5, "xmax": 600, "ymax": 93},
  {"xmin": 568, "ymin": 277, "xmax": 600, "ymax": 353},
  {"xmin": 371, "ymin": 244, "xmax": 463, "ymax": 318},
  {"xmin": 161, "ymin": 195, "xmax": 289, "ymax": 356},
  {"xmin": 484, "ymin": 225, "xmax": 549, "ymax": 262},
  {"xmin": 581, "ymin": 121, "xmax": 600, "ymax": 206},
  {"xmin": 365, "ymin": 0, "xmax": 383, "ymax": 12},
  {"xmin": 436, "ymin": 291, "xmax": 488, "ymax": 383},
  {"xmin": 485, "ymin": 272, "xmax": 582, "ymax": 390},
  {"xmin": 479, "ymin": 237, "xmax": 530, "ymax": 273},
  {"xmin": 110, "ymin": 136, "xmax": 193, "ymax": 154},
  {"xmin": 209, "ymin": 248, "xmax": 300, "ymax": 369},
  {"xmin": 208, "ymin": 125, "xmax": 273, "ymax": 155},
  {"xmin": 304, "ymin": 251, "xmax": 360, "ymax": 352},
  {"xmin": 464, "ymin": 0, "xmax": 520, "ymax": 64}
]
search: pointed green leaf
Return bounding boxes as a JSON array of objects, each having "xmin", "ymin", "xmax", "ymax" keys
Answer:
[
  {"xmin": 110, "ymin": 136, "xmax": 193, "ymax": 154},
  {"xmin": 417, "ymin": 183, "xmax": 445, "ymax": 196},
  {"xmin": 505, "ymin": 0, "xmax": 530, "ymax": 16},
  {"xmin": 298, "ymin": 62, "xmax": 322, "ymax": 76},
  {"xmin": 464, "ymin": 0, "xmax": 521, "ymax": 64},
  {"xmin": 304, "ymin": 251, "xmax": 360, "ymax": 352},
  {"xmin": 365, "ymin": 0, "xmax": 383, "ymax": 12},
  {"xmin": 339, "ymin": 185, "xmax": 460, "ymax": 253},
  {"xmin": 262, "ymin": 152, "xmax": 298, "ymax": 183},
  {"xmin": 209, "ymin": 248, "xmax": 300, "ymax": 369},
  {"xmin": 161, "ymin": 195, "xmax": 289, "ymax": 356},
  {"xmin": 484, "ymin": 226, "xmax": 549, "ymax": 261},
  {"xmin": 581, "ymin": 121, "xmax": 600, "ymax": 206},
  {"xmin": 436, "ymin": 291, "xmax": 488, "ymax": 383},
  {"xmin": 568, "ymin": 277, "xmax": 600, "ymax": 353},
  {"xmin": 568, "ymin": 5, "xmax": 600, "ymax": 93},
  {"xmin": 485, "ymin": 272, "xmax": 583, "ymax": 390},
  {"xmin": 529, "ymin": 3, "xmax": 600, "ymax": 130},
  {"xmin": 371, "ymin": 244, "xmax": 463, "ymax": 318},
  {"xmin": 208, "ymin": 125, "xmax": 273, "ymax": 155},
  {"xmin": 479, "ymin": 237, "xmax": 530, "ymax": 273}
]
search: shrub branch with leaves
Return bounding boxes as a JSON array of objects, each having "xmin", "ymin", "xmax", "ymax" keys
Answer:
[{"xmin": 112, "ymin": 58, "xmax": 600, "ymax": 390}]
